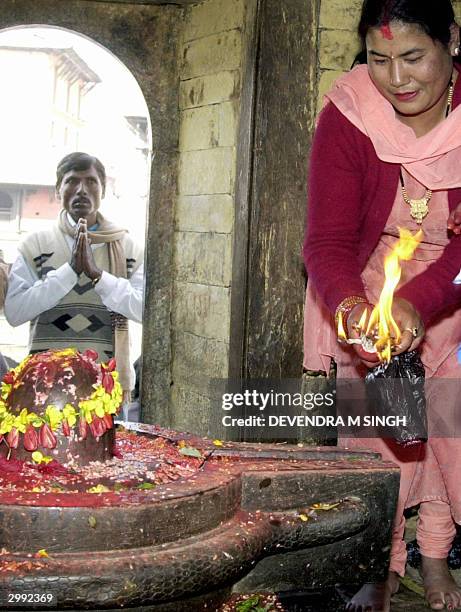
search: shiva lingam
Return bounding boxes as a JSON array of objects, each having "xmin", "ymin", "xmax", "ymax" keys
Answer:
[
  {"xmin": 0, "ymin": 349, "xmax": 119, "ymax": 466},
  {"xmin": 0, "ymin": 350, "xmax": 400, "ymax": 610}
]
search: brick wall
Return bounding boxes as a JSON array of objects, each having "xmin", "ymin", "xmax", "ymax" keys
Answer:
[
  {"xmin": 317, "ymin": 0, "xmax": 461, "ymax": 113},
  {"xmin": 171, "ymin": 0, "xmax": 247, "ymax": 433}
]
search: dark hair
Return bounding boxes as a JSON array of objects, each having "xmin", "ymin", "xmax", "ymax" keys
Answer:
[
  {"xmin": 56, "ymin": 152, "xmax": 106, "ymax": 196},
  {"xmin": 354, "ymin": 0, "xmax": 457, "ymax": 64}
]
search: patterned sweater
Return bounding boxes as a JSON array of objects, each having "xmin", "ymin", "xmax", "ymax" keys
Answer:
[{"xmin": 19, "ymin": 225, "xmax": 142, "ymax": 359}]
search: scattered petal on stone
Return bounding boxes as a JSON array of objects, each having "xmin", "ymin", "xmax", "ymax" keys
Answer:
[
  {"xmin": 35, "ymin": 549, "xmax": 49, "ymax": 558},
  {"xmin": 310, "ymin": 502, "xmax": 340, "ymax": 511},
  {"xmin": 179, "ymin": 446, "xmax": 202, "ymax": 458},
  {"xmin": 88, "ymin": 516, "xmax": 97, "ymax": 528}
]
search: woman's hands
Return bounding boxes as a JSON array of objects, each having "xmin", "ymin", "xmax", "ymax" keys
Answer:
[
  {"xmin": 346, "ymin": 302, "xmax": 380, "ymax": 367},
  {"xmin": 391, "ymin": 297, "xmax": 425, "ymax": 353},
  {"xmin": 346, "ymin": 297, "xmax": 424, "ymax": 368}
]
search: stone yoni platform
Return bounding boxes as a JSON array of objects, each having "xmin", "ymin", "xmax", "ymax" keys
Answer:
[{"xmin": 0, "ymin": 423, "xmax": 399, "ymax": 610}]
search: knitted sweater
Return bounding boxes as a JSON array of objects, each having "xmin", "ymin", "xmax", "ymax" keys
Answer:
[
  {"xmin": 19, "ymin": 225, "xmax": 142, "ymax": 358},
  {"xmin": 303, "ymin": 83, "xmax": 461, "ymax": 326}
]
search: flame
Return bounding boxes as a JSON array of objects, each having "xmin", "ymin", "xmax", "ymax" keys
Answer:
[
  {"xmin": 367, "ymin": 228, "xmax": 422, "ymax": 362},
  {"xmin": 337, "ymin": 311, "xmax": 348, "ymax": 342}
]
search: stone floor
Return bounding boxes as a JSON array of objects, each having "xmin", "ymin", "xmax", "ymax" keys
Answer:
[
  {"xmin": 273, "ymin": 579, "xmax": 438, "ymax": 611},
  {"xmin": 275, "ymin": 585, "xmax": 428, "ymax": 611},
  {"xmin": 274, "ymin": 513, "xmax": 461, "ymax": 611}
]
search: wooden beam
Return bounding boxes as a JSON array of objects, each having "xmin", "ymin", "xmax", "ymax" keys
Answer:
[
  {"xmin": 230, "ymin": 0, "xmax": 320, "ymax": 380},
  {"xmin": 228, "ymin": 0, "xmax": 261, "ymax": 380}
]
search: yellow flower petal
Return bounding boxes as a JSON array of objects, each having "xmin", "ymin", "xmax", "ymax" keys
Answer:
[
  {"xmin": 36, "ymin": 549, "xmax": 49, "ymax": 558},
  {"xmin": 31, "ymin": 451, "xmax": 44, "ymax": 464},
  {"xmin": 299, "ymin": 514, "xmax": 309, "ymax": 522}
]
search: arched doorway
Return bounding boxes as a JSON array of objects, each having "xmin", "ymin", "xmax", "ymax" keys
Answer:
[
  {"xmin": 0, "ymin": 25, "xmax": 151, "ymax": 376},
  {"xmin": 0, "ymin": 2, "xmax": 181, "ymax": 424}
]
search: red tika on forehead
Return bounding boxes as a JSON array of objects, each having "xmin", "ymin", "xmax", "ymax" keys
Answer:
[
  {"xmin": 380, "ymin": 23, "xmax": 393, "ymax": 40},
  {"xmin": 380, "ymin": 0, "xmax": 394, "ymax": 40}
]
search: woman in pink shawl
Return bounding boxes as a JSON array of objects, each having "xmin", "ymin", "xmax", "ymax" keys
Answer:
[{"xmin": 304, "ymin": 0, "xmax": 461, "ymax": 609}]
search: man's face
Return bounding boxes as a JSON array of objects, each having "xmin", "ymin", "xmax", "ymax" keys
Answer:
[{"xmin": 58, "ymin": 165, "xmax": 103, "ymax": 225}]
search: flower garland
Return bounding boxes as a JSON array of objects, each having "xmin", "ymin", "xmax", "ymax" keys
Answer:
[{"xmin": 0, "ymin": 349, "xmax": 122, "ymax": 452}]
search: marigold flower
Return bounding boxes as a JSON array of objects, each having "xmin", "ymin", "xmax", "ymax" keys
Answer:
[
  {"xmin": 13, "ymin": 408, "xmax": 29, "ymax": 434},
  {"xmin": 31, "ymin": 451, "xmax": 52, "ymax": 464},
  {"xmin": 45, "ymin": 405, "xmax": 63, "ymax": 431},
  {"xmin": 0, "ymin": 413, "xmax": 14, "ymax": 435},
  {"xmin": 1, "ymin": 382, "xmax": 12, "ymax": 400},
  {"xmin": 62, "ymin": 404, "xmax": 77, "ymax": 427}
]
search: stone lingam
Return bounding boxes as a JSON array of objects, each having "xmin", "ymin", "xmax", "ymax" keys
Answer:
[{"xmin": 0, "ymin": 350, "xmax": 400, "ymax": 611}]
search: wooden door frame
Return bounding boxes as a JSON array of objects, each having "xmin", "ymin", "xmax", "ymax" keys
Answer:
[{"xmin": 229, "ymin": 0, "xmax": 320, "ymax": 380}]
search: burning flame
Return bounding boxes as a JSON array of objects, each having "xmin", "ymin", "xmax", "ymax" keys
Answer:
[{"xmin": 367, "ymin": 228, "xmax": 422, "ymax": 362}]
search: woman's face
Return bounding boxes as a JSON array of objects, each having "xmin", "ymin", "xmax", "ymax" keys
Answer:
[{"xmin": 366, "ymin": 21, "xmax": 457, "ymax": 125}]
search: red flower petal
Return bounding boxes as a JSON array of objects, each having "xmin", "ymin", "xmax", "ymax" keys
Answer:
[
  {"xmin": 83, "ymin": 349, "xmax": 99, "ymax": 361},
  {"xmin": 2, "ymin": 372, "xmax": 14, "ymax": 384},
  {"xmin": 0, "ymin": 456, "xmax": 24, "ymax": 472},
  {"xmin": 6, "ymin": 427, "xmax": 19, "ymax": 449},
  {"xmin": 107, "ymin": 358, "xmax": 117, "ymax": 372},
  {"xmin": 89, "ymin": 416, "xmax": 106, "ymax": 439},
  {"xmin": 102, "ymin": 413, "xmax": 113, "ymax": 430},
  {"xmin": 38, "ymin": 423, "xmax": 57, "ymax": 449},
  {"xmin": 38, "ymin": 460, "xmax": 68, "ymax": 476},
  {"xmin": 102, "ymin": 371, "xmax": 114, "ymax": 394},
  {"xmin": 62, "ymin": 419, "xmax": 71, "ymax": 437},
  {"xmin": 23, "ymin": 425, "xmax": 39, "ymax": 452},
  {"xmin": 112, "ymin": 445, "xmax": 123, "ymax": 459}
]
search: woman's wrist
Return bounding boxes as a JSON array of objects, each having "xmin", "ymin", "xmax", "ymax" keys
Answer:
[{"xmin": 334, "ymin": 295, "xmax": 369, "ymax": 336}]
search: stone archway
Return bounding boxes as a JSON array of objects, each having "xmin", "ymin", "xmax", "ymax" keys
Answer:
[
  {"xmin": 0, "ymin": 0, "xmax": 182, "ymax": 421},
  {"xmin": 0, "ymin": 0, "xmax": 321, "ymax": 439}
]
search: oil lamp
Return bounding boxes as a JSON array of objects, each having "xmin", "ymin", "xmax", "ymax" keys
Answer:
[{"xmin": 337, "ymin": 228, "xmax": 423, "ymax": 363}]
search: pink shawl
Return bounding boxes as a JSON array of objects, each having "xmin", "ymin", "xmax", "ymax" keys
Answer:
[{"xmin": 324, "ymin": 65, "xmax": 461, "ymax": 190}]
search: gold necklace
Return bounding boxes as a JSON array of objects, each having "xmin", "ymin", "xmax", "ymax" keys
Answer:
[
  {"xmin": 400, "ymin": 79, "xmax": 454, "ymax": 224},
  {"xmin": 400, "ymin": 174, "xmax": 432, "ymax": 224}
]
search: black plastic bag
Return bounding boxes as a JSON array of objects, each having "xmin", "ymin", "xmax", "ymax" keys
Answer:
[{"xmin": 365, "ymin": 350, "xmax": 427, "ymax": 446}]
